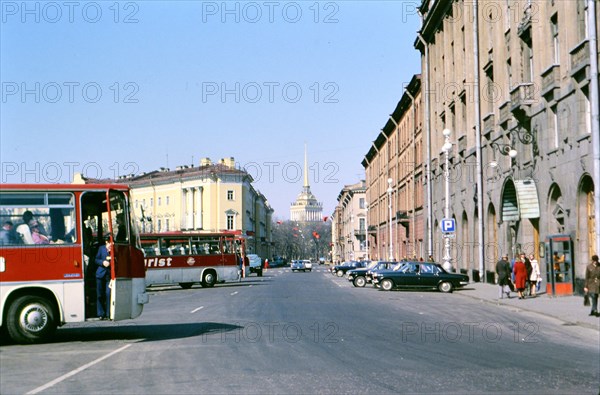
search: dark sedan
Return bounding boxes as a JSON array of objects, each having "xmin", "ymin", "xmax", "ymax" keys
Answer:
[
  {"xmin": 372, "ymin": 261, "xmax": 469, "ymax": 293},
  {"xmin": 347, "ymin": 261, "xmax": 396, "ymax": 287},
  {"xmin": 331, "ymin": 261, "xmax": 367, "ymax": 277}
]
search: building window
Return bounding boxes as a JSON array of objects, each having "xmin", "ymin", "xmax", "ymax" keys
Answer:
[
  {"xmin": 550, "ymin": 14, "xmax": 559, "ymax": 64},
  {"xmin": 521, "ymin": 34, "xmax": 533, "ymax": 83},
  {"xmin": 157, "ymin": 219, "xmax": 162, "ymax": 232},
  {"xmin": 359, "ymin": 198, "xmax": 365, "ymax": 209},
  {"xmin": 227, "ymin": 190, "xmax": 234, "ymax": 201},
  {"xmin": 158, "ymin": 197, "xmax": 161, "ymax": 206},
  {"xmin": 359, "ymin": 218, "xmax": 366, "ymax": 231},
  {"xmin": 577, "ymin": 1, "xmax": 588, "ymax": 42},
  {"xmin": 166, "ymin": 196, "xmax": 170, "ymax": 205},
  {"xmin": 226, "ymin": 214, "xmax": 235, "ymax": 230},
  {"xmin": 550, "ymin": 105, "xmax": 559, "ymax": 149},
  {"xmin": 165, "ymin": 219, "xmax": 169, "ymax": 231}
]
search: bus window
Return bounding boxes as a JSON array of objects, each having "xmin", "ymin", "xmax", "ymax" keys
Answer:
[{"xmin": 0, "ymin": 192, "xmax": 76, "ymax": 245}]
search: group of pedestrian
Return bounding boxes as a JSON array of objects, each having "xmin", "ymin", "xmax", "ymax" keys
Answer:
[{"xmin": 496, "ymin": 253, "xmax": 541, "ymax": 299}]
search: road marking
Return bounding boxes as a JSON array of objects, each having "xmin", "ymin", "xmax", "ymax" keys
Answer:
[
  {"xmin": 191, "ymin": 306, "xmax": 204, "ymax": 314},
  {"xmin": 249, "ymin": 285, "xmax": 253, "ymax": 287},
  {"xmin": 26, "ymin": 344, "xmax": 133, "ymax": 394},
  {"xmin": 231, "ymin": 291, "xmax": 238, "ymax": 296},
  {"xmin": 330, "ymin": 280, "xmax": 343, "ymax": 288}
]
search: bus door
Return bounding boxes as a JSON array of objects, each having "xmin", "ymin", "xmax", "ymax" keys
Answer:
[
  {"xmin": 107, "ymin": 189, "xmax": 135, "ymax": 321},
  {"xmin": 544, "ymin": 234, "xmax": 574, "ymax": 295}
]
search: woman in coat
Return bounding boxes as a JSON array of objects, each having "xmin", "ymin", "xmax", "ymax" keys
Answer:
[{"xmin": 513, "ymin": 258, "xmax": 528, "ymax": 299}]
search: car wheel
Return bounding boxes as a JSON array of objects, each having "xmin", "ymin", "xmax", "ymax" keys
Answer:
[
  {"xmin": 381, "ymin": 279, "xmax": 394, "ymax": 291},
  {"xmin": 353, "ymin": 276, "xmax": 366, "ymax": 288},
  {"xmin": 7, "ymin": 295, "xmax": 56, "ymax": 344},
  {"xmin": 336, "ymin": 270, "xmax": 344, "ymax": 277},
  {"xmin": 438, "ymin": 281, "xmax": 453, "ymax": 293}
]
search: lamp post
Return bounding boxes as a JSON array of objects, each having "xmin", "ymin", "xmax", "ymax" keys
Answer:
[
  {"xmin": 365, "ymin": 202, "xmax": 369, "ymax": 261},
  {"xmin": 387, "ymin": 178, "xmax": 394, "ymax": 261},
  {"xmin": 442, "ymin": 129, "xmax": 453, "ymax": 272}
]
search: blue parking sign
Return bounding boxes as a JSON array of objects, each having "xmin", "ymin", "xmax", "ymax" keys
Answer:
[{"xmin": 441, "ymin": 218, "xmax": 455, "ymax": 233}]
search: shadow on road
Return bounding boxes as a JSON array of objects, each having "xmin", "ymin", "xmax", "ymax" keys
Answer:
[{"xmin": 0, "ymin": 322, "xmax": 244, "ymax": 346}]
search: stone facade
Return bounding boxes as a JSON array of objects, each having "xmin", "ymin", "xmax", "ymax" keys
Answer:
[
  {"xmin": 331, "ymin": 181, "xmax": 367, "ymax": 263},
  {"xmin": 415, "ymin": 0, "xmax": 599, "ymax": 290}
]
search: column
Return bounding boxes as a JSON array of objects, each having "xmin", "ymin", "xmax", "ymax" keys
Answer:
[
  {"xmin": 186, "ymin": 188, "xmax": 194, "ymax": 230},
  {"xmin": 195, "ymin": 187, "xmax": 203, "ymax": 230}
]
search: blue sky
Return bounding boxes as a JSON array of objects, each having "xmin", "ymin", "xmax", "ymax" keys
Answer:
[{"xmin": 1, "ymin": 0, "xmax": 421, "ymax": 219}]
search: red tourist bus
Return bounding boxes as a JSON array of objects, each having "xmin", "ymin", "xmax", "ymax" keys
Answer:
[
  {"xmin": 140, "ymin": 232, "xmax": 246, "ymax": 289},
  {"xmin": 0, "ymin": 184, "xmax": 148, "ymax": 343}
]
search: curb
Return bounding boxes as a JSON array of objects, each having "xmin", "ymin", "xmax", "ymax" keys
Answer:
[{"xmin": 455, "ymin": 288, "xmax": 600, "ymax": 332}]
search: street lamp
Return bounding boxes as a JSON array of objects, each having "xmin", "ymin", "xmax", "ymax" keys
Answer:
[
  {"xmin": 442, "ymin": 129, "xmax": 453, "ymax": 272},
  {"xmin": 365, "ymin": 202, "xmax": 369, "ymax": 261},
  {"xmin": 387, "ymin": 178, "xmax": 394, "ymax": 261}
]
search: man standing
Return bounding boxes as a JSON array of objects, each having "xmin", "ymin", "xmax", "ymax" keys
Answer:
[
  {"xmin": 95, "ymin": 235, "xmax": 113, "ymax": 319},
  {"xmin": 584, "ymin": 255, "xmax": 600, "ymax": 317},
  {"xmin": 496, "ymin": 255, "xmax": 511, "ymax": 299}
]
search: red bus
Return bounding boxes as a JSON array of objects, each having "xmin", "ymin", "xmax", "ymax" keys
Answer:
[
  {"xmin": 0, "ymin": 184, "xmax": 148, "ymax": 343},
  {"xmin": 140, "ymin": 232, "xmax": 246, "ymax": 289}
]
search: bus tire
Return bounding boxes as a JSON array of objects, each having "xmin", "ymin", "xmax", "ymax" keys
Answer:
[
  {"xmin": 202, "ymin": 272, "xmax": 216, "ymax": 288},
  {"xmin": 179, "ymin": 283, "xmax": 193, "ymax": 289},
  {"xmin": 6, "ymin": 295, "xmax": 56, "ymax": 344}
]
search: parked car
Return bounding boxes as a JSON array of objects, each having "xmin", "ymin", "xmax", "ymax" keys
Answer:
[
  {"xmin": 347, "ymin": 261, "xmax": 394, "ymax": 287},
  {"xmin": 303, "ymin": 259, "xmax": 313, "ymax": 272},
  {"xmin": 331, "ymin": 261, "xmax": 367, "ymax": 277},
  {"xmin": 372, "ymin": 261, "xmax": 469, "ymax": 293},
  {"xmin": 246, "ymin": 254, "xmax": 263, "ymax": 277}
]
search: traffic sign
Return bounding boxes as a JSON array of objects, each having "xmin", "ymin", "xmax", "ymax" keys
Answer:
[{"xmin": 441, "ymin": 218, "xmax": 456, "ymax": 233}]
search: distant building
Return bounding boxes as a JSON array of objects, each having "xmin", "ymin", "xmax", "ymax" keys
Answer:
[
  {"xmin": 290, "ymin": 145, "xmax": 323, "ymax": 222},
  {"xmin": 331, "ymin": 180, "xmax": 367, "ymax": 263},
  {"xmin": 74, "ymin": 157, "xmax": 273, "ymax": 258}
]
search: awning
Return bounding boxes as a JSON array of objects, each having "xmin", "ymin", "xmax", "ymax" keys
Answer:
[{"xmin": 501, "ymin": 178, "xmax": 540, "ymax": 222}]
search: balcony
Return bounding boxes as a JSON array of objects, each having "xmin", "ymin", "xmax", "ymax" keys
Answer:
[
  {"xmin": 482, "ymin": 113, "xmax": 495, "ymax": 136},
  {"xmin": 354, "ymin": 228, "xmax": 366, "ymax": 238},
  {"xmin": 367, "ymin": 225, "xmax": 377, "ymax": 235},
  {"xmin": 540, "ymin": 64, "xmax": 560, "ymax": 99},
  {"xmin": 570, "ymin": 40, "xmax": 590, "ymax": 80},
  {"xmin": 510, "ymin": 83, "xmax": 535, "ymax": 122}
]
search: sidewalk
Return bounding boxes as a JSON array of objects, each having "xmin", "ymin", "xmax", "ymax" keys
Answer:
[{"xmin": 457, "ymin": 282, "xmax": 600, "ymax": 332}]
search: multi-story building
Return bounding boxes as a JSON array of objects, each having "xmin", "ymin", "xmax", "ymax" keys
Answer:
[
  {"xmin": 74, "ymin": 157, "xmax": 273, "ymax": 258},
  {"xmin": 362, "ymin": 75, "xmax": 425, "ymax": 261},
  {"xmin": 415, "ymin": 0, "xmax": 599, "ymax": 292},
  {"xmin": 331, "ymin": 181, "xmax": 368, "ymax": 263}
]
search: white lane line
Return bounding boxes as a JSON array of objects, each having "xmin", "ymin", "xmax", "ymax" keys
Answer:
[
  {"xmin": 191, "ymin": 306, "xmax": 204, "ymax": 314},
  {"xmin": 231, "ymin": 291, "xmax": 239, "ymax": 296},
  {"xmin": 331, "ymin": 280, "xmax": 343, "ymax": 288},
  {"xmin": 249, "ymin": 285, "xmax": 253, "ymax": 287},
  {"xmin": 27, "ymin": 344, "xmax": 133, "ymax": 395}
]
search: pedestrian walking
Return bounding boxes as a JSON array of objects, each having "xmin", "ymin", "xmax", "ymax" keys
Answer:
[
  {"xmin": 528, "ymin": 254, "xmax": 541, "ymax": 297},
  {"xmin": 521, "ymin": 253, "xmax": 532, "ymax": 296},
  {"xmin": 584, "ymin": 254, "xmax": 600, "ymax": 317},
  {"xmin": 513, "ymin": 258, "xmax": 528, "ymax": 299},
  {"xmin": 496, "ymin": 255, "xmax": 511, "ymax": 299}
]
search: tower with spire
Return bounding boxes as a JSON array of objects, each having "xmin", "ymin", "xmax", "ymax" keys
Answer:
[{"xmin": 290, "ymin": 144, "xmax": 323, "ymax": 222}]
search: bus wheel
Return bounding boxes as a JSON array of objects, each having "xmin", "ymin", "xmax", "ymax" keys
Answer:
[
  {"xmin": 202, "ymin": 272, "xmax": 216, "ymax": 288},
  {"xmin": 179, "ymin": 283, "xmax": 193, "ymax": 289},
  {"xmin": 6, "ymin": 295, "xmax": 56, "ymax": 344}
]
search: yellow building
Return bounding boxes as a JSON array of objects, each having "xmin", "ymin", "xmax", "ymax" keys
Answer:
[{"xmin": 74, "ymin": 157, "xmax": 273, "ymax": 257}]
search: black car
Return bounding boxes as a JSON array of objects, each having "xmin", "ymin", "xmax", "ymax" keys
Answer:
[
  {"xmin": 331, "ymin": 261, "xmax": 367, "ymax": 277},
  {"xmin": 347, "ymin": 261, "xmax": 395, "ymax": 287},
  {"xmin": 372, "ymin": 261, "xmax": 469, "ymax": 293}
]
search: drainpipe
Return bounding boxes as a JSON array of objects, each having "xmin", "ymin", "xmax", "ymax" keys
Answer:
[
  {"xmin": 473, "ymin": 0, "xmax": 485, "ymax": 282},
  {"xmin": 589, "ymin": 0, "xmax": 600, "ymax": 255},
  {"xmin": 405, "ymin": 88, "xmax": 418, "ymax": 257},
  {"xmin": 417, "ymin": 10, "xmax": 433, "ymax": 259}
]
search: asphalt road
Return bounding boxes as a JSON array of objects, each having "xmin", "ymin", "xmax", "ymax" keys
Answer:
[{"xmin": 1, "ymin": 267, "xmax": 599, "ymax": 394}]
